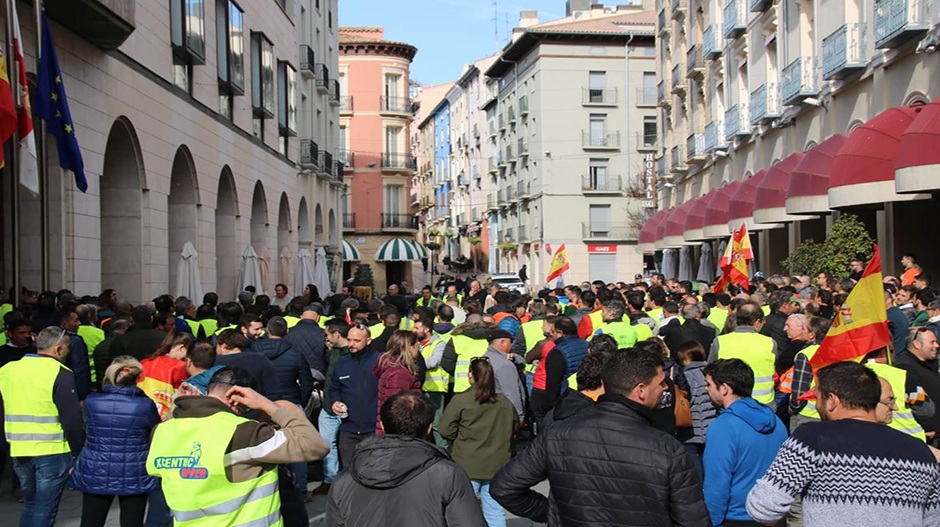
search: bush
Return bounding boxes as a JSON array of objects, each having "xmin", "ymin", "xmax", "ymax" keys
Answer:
[
  {"xmin": 426, "ymin": 242, "xmax": 442, "ymax": 251},
  {"xmin": 498, "ymin": 242, "xmax": 518, "ymax": 252},
  {"xmin": 780, "ymin": 213, "xmax": 874, "ymax": 277}
]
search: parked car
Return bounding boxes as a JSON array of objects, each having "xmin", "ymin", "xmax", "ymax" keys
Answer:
[{"xmin": 490, "ymin": 273, "xmax": 527, "ymax": 294}]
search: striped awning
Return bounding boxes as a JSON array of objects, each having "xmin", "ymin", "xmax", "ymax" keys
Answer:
[
  {"xmin": 375, "ymin": 238, "xmax": 421, "ymax": 262},
  {"xmin": 411, "ymin": 241, "xmax": 429, "ymax": 258},
  {"xmin": 342, "ymin": 240, "xmax": 360, "ymax": 262}
]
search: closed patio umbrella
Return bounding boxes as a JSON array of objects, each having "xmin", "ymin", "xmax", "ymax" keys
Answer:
[
  {"xmin": 697, "ymin": 242, "xmax": 714, "ymax": 282},
  {"xmin": 313, "ymin": 247, "xmax": 332, "ymax": 297},
  {"xmin": 175, "ymin": 241, "xmax": 204, "ymax": 302},
  {"xmin": 677, "ymin": 246, "xmax": 693, "ymax": 282},
  {"xmin": 259, "ymin": 247, "xmax": 272, "ymax": 295},
  {"xmin": 279, "ymin": 247, "xmax": 291, "ymax": 287},
  {"xmin": 295, "ymin": 248, "xmax": 316, "ymax": 297},
  {"xmin": 661, "ymin": 248, "xmax": 678, "ymax": 279},
  {"xmin": 237, "ymin": 245, "xmax": 263, "ymax": 298}
]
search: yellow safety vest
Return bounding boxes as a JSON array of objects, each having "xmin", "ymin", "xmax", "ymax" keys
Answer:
[
  {"xmin": 519, "ymin": 320, "xmax": 546, "ymax": 374},
  {"xmin": 0, "ymin": 356, "xmax": 71, "ymax": 456},
  {"xmin": 796, "ymin": 345, "xmax": 821, "ymax": 419},
  {"xmin": 369, "ymin": 323, "xmax": 385, "ymax": 340},
  {"xmin": 596, "ymin": 321, "xmax": 638, "ymax": 349},
  {"xmin": 761, "ymin": 305, "xmax": 771, "ymax": 316},
  {"xmin": 450, "ymin": 335, "xmax": 488, "ymax": 393},
  {"xmin": 199, "ymin": 319, "xmax": 218, "ymax": 338},
  {"xmin": 632, "ymin": 322, "xmax": 653, "ymax": 341},
  {"xmin": 421, "ymin": 336, "xmax": 450, "ymax": 393},
  {"xmin": 717, "ymin": 331, "xmax": 777, "ymax": 405},
  {"xmin": 416, "ymin": 296, "xmax": 437, "ymax": 307},
  {"xmin": 284, "ymin": 316, "xmax": 301, "ymax": 329},
  {"xmin": 866, "ymin": 362, "xmax": 926, "ymax": 442},
  {"xmin": 587, "ymin": 310, "xmax": 605, "ymax": 333},
  {"xmin": 0, "ymin": 303, "xmax": 12, "ymax": 331},
  {"xmin": 182, "ymin": 318, "xmax": 201, "ymax": 337},
  {"xmin": 567, "ymin": 371, "xmax": 578, "ymax": 389},
  {"xmin": 77, "ymin": 325, "xmax": 103, "ymax": 384},
  {"xmin": 214, "ymin": 324, "xmax": 237, "ymax": 336},
  {"xmin": 647, "ymin": 307, "xmax": 663, "ymax": 323},
  {"xmin": 147, "ymin": 411, "xmax": 282, "ymax": 527},
  {"xmin": 317, "ymin": 316, "xmax": 333, "ymax": 329},
  {"xmin": 400, "ymin": 318, "xmax": 415, "ymax": 331},
  {"xmin": 708, "ymin": 308, "xmax": 729, "ymax": 333}
]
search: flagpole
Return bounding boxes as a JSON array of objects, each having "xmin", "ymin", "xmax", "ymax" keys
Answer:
[
  {"xmin": 6, "ymin": 0, "xmax": 20, "ymax": 307},
  {"xmin": 35, "ymin": 0, "xmax": 47, "ymax": 291}
]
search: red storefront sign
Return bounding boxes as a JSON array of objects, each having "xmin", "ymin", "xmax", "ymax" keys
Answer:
[{"xmin": 587, "ymin": 245, "xmax": 618, "ymax": 253}]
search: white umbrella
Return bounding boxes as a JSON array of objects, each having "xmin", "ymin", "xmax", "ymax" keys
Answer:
[
  {"xmin": 677, "ymin": 246, "xmax": 693, "ymax": 282},
  {"xmin": 237, "ymin": 245, "xmax": 263, "ymax": 297},
  {"xmin": 279, "ymin": 247, "xmax": 292, "ymax": 287},
  {"xmin": 175, "ymin": 241, "xmax": 204, "ymax": 302},
  {"xmin": 259, "ymin": 247, "xmax": 272, "ymax": 295},
  {"xmin": 313, "ymin": 247, "xmax": 332, "ymax": 298},
  {"xmin": 697, "ymin": 242, "xmax": 714, "ymax": 282},
  {"xmin": 661, "ymin": 248, "xmax": 678, "ymax": 279},
  {"xmin": 295, "ymin": 248, "xmax": 316, "ymax": 297}
]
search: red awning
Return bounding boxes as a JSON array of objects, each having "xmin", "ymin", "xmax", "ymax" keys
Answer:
[
  {"xmin": 638, "ymin": 209, "xmax": 667, "ymax": 252},
  {"xmin": 654, "ymin": 208, "xmax": 674, "ymax": 250},
  {"xmin": 896, "ymin": 97, "xmax": 940, "ymax": 193},
  {"xmin": 703, "ymin": 180, "xmax": 742, "ymax": 239},
  {"xmin": 754, "ymin": 153, "xmax": 811, "ymax": 223},
  {"xmin": 663, "ymin": 200, "xmax": 694, "ymax": 248},
  {"xmin": 683, "ymin": 194, "xmax": 711, "ymax": 242},
  {"xmin": 829, "ymin": 105, "xmax": 929, "ymax": 208},
  {"xmin": 729, "ymin": 171, "xmax": 782, "ymax": 231},
  {"xmin": 786, "ymin": 133, "xmax": 849, "ymax": 214}
]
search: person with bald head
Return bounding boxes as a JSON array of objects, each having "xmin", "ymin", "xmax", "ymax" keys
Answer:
[{"xmin": 708, "ymin": 303, "xmax": 778, "ymax": 409}]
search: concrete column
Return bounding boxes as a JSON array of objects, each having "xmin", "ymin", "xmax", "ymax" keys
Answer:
[{"xmin": 877, "ymin": 203, "xmax": 896, "ymax": 276}]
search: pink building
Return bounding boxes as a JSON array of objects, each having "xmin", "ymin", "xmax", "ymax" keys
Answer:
[{"xmin": 339, "ymin": 28, "xmax": 419, "ymax": 292}]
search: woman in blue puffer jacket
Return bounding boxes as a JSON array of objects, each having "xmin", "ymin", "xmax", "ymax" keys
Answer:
[{"xmin": 70, "ymin": 355, "xmax": 161, "ymax": 527}]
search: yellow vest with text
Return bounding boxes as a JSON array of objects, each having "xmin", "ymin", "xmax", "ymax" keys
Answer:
[
  {"xmin": 717, "ymin": 331, "xmax": 776, "ymax": 405},
  {"xmin": 450, "ymin": 335, "xmax": 488, "ymax": 393},
  {"xmin": 796, "ymin": 345, "xmax": 821, "ymax": 419},
  {"xmin": 421, "ymin": 336, "xmax": 450, "ymax": 393},
  {"xmin": 0, "ymin": 356, "xmax": 71, "ymax": 456},
  {"xmin": 77, "ymin": 325, "xmax": 103, "ymax": 383},
  {"xmin": 147, "ymin": 411, "xmax": 282, "ymax": 527},
  {"xmin": 520, "ymin": 319, "xmax": 546, "ymax": 373},
  {"xmin": 632, "ymin": 321, "xmax": 653, "ymax": 341},
  {"xmin": 866, "ymin": 362, "xmax": 926, "ymax": 442},
  {"xmin": 596, "ymin": 321, "xmax": 638, "ymax": 349}
]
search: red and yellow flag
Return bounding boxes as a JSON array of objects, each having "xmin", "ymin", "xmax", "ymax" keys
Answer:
[
  {"xmin": 713, "ymin": 224, "xmax": 752, "ymax": 293},
  {"xmin": 546, "ymin": 244, "xmax": 570, "ymax": 283},
  {"xmin": 0, "ymin": 42, "xmax": 17, "ymax": 168},
  {"xmin": 809, "ymin": 245, "xmax": 890, "ymax": 369}
]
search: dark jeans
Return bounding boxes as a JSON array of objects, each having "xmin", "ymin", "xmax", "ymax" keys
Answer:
[
  {"xmin": 683, "ymin": 442, "xmax": 704, "ymax": 482},
  {"xmin": 278, "ymin": 465, "xmax": 308, "ymax": 527},
  {"xmin": 338, "ymin": 431, "xmax": 373, "ymax": 470},
  {"xmin": 723, "ymin": 520, "xmax": 763, "ymax": 526},
  {"xmin": 144, "ymin": 486, "xmax": 171, "ymax": 527},
  {"xmin": 80, "ymin": 492, "xmax": 148, "ymax": 527},
  {"xmin": 11, "ymin": 452, "xmax": 72, "ymax": 527}
]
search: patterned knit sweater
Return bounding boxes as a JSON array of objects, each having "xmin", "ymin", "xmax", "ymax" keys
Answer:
[{"xmin": 746, "ymin": 419, "xmax": 940, "ymax": 526}]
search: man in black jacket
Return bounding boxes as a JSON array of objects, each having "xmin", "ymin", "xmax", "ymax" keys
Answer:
[
  {"xmin": 491, "ymin": 348, "xmax": 710, "ymax": 527},
  {"xmin": 761, "ymin": 290, "xmax": 799, "ymax": 352},
  {"xmin": 325, "ymin": 391, "xmax": 485, "ymax": 527},
  {"xmin": 283, "ymin": 303, "xmax": 327, "ymax": 382},
  {"xmin": 543, "ymin": 351, "xmax": 607, "ymax": 429},
  {"xmin": 666, "ymin": 303, "xmax": 716, "ymax": 352}
]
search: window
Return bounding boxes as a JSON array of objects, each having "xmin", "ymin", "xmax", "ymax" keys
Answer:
[
  {"xmin": 589, "ymin": 205, "xmax": 612, "ymax": 236},
  {"xmin": 170, "ymin": 0, "xmax": 206, "ymax": 65},
  {"xmin": 589, "ymin": 114, "xmax": 607, "ymax": 144},
  {"xmin": 173, "ymin": 64, "xmax": 191, "ymax": 93},
  {"xmin": 278, "ymin": 61, "xmax": 297, "ymax": 137},
  {"xmin": 642, "ymin": 72, "xmax": 656, "ymax": 104},
  {"xmin": 384, "ymin": 73, "xmax": 402, "ymax": 111},
  {"xmin": 588, "ymin": 71, "xmax": 606, "ymax": 103},
  {"xmin": 216, "ymin": 0, "xmax": 244, "ymax": 95},
  {"xmin": 589, "ymin": 159, "xmax": 609, "ymax": 190},
  {"xmin": 251, "ymin": 33, "xmax": 275, "ymax": 118},
  {"xmin": 385, "ymin": 186, "xmax": 402, "ymax": 216},
  {"xmin": 252, "ymin": 117, "xmax": 263, "ymax": 140},
  {"xmin": 643, "ymin": 116, "xmax": 657, "ymax": 147}
]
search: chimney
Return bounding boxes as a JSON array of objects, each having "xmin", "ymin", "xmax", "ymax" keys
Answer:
[{"xmin": 519, "ymin": 10, "xmax": 539, "ymax": 28}]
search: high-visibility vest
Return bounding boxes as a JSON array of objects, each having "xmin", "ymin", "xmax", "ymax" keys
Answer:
[
  {"xmin": 796, "ymin": 345, "xmax": 821, "ymax": 419},
  {"xmin": 284, "ymin": 316, "xmax": 301, "ymax": 329},
  {"xmin": 631, "ymin": 321, "xmax": 653, "ymax": 341},
  {"xmin": 450, "ymin": 335, "xmax": 488, "ymax": 393},
  {"xmin": 717, "ymin": 331, "xmax": 777, "ymax": 405},
  {"xmin": 182, "ymin": 318, "xmax": 201, "ymax": 337},
  {"xmin": 866, "ymin": 362, "xmax": 927, "ymax": 442},
  {"xmin": 77, "ymin": 325, "xmax": 103, "ymax": 384},
  {"xmin": 587, "ymin": 310, "xmax": 605, "ymax": 334},
  {"xmin": 444, "ymin": 294, "xmax": 464, "ymax": 306},
  {"xmin": 0, "ymin": 303, "xmax": 12, "ymax": 331},
  {"xmin": 416, "ymin": 296, "xmax": 437, "ymax": 307},
  {"xmin": 199, "ymin": 319, "xmax": 218, "ymax": 338},
  {"xmin": 147, "ymin": 411, "xmax": 282, "ymax": 527},
  {"xmin": 317, "ymin": 316, "xmax": 333, "ymax": 329},
  {"xmin": 0, "ymin": 356, "xmax": 71, "ymax": 456},
  {"xmin": 596, "ymin": 321, "xmax": 638, "ymax": 349},
  {"xmin": 761, "ymin": 305, "xmax": 771, "ymax": 316},
  {"xmin": 707, "ymin": 308, "xmax": 729, "ymax": 333},
  {"xmin": 566, "ymin": 371, "xmax": 578, "ymax": 390},
  {"xmin": 214, "ymin": 324, "xmax": 237, "ymax": 336},
  {"xmin": 400, "ymin": 318, "xmax": 415, "ymax": 331},
  {"xmin": 421, "ymin": 336, "xmax": 450, "ymax": 393},
  {"xmin": 369, "ymin": 323, "xmax": 385, "ymax": 340},
  {"xmin": 520, "ymin": 320, "xmax": 545, "ymax": 374},
  {"xmin": 647, "ymin": 307, "xmax": 663, "ymax": 323},
  {"xmin": 779, "ymin": 367, "xmax": 794, "ymax": 394}
]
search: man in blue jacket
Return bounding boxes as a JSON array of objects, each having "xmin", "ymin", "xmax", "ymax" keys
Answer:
[
  {"xmin": 702, "ymin": 359, "xmax": 787, "ymax": 527},
  {"xmin": 330, "ymin": 324, "xmax": 380, "ymax": 468}
]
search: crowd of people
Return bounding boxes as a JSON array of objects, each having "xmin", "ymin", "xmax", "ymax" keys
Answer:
[{"xmin": 0, "ymin": 252, "xmax": 939, "ymax": 527}]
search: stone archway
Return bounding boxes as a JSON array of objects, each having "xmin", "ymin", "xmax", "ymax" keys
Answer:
[
  {"xmin": 101, "ymin": 117, "xmax": 146, "ymax": 304},
  {"xmin": 328, "ymin": 209, "xmax": 337, "ymax": 247},
  {"xmin": 297, "ymin": 198, "xmax": 311, "ymax": 247},
  {"xmin": 168, "ymin": 146, "xmax": 200, "ymax": 296},
  {"xmin": 216, "ymin": 166, "xmax": 239, "ymax": 299},
  {"xmin": 277, "ymin": 193, "xmax": 292, "ymax": 285},
  {"xmin": 250, "ymin": 181, "xmax": 268, "ymax": 254},
  {"xmin": 314, "ymin": 204, "xmax": 324, "ymax": 246}
]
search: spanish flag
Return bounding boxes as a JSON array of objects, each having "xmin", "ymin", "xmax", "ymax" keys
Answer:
[
  {"xmin": 0, "ymin": 42, "xmax": 17, "ymax": 168},
  {"xmin": 712, "ymin": 224, "xmax": 752, "ymax": 293},
  {"xmin": 809, "ymin": 244, "xmax": 890, "ymax": 369},
  {"xmin": 546, "ymin": 244, "xmax": 570, "ymax": 283}
]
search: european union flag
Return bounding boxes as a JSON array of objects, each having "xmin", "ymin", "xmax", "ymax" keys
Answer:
[{"xmin": 35, "ymin": 12, "xmax": 86, "ymax": 192}]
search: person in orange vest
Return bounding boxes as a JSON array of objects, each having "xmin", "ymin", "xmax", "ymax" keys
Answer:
[{"xmin": 775, "ymin": 314, "xmax": 813, "ymax": 430}]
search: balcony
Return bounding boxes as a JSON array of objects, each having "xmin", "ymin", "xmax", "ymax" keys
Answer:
[
  {"xmin": 687, "ymin": 46, "xmax": 704, "ymax": 77},
  {"xmin": 300, "ymin": 45, "xmax": 316, "ymax": 79},
  {"xmin": 875, "ymin": 0, "xmax": 929, "ymax": 48},
  {"xmin": 343, "ymin": 213, "xmax": 356, "ymax": 230},
  {"xmin": 380, "ymin": 95, "xmax": 413, "ymax": 115},
  {"xmin": 723, "ymin": 0, "xmax": 747, "ymax": 39},
  {"xmin": 508, "ymin": 106, "xmax": 517, "ymax": 124},
  {"xmin": 671, "ymin": 64, "xmax": 687, "ymax": 93},
  {"xmin": 300, "ymin": 139, "xmax": 319, "ymax": 168},
  {"xmin": 45, "ymin": 0, "xmax": 135, "ymax": 50},
  {"xmin": 517, "ymin": 226, "xmax": 530, "ymax": 242},
  {"xmin": 473, "ymin": 124, "xmax": 480, "ymax": 138},
  {"xmin": 519, "ymin": 95, "xmax": 530, "ymax": 115},
  {"xmin": 318, "ymin": 151, "xmax": 334, "ymax": 176},
  {"xmin": 671, "ymin": 0, "xmax": 687, "ymax": 17},
  {"xmin": 750, "ymin": 83, "xmax": 781, "ymax": 123},
  {"xmin": 583, "ymin": 87, "xmax": 618, "ymax": 106},
  {"xmin": 687, "ymin": 133, "xmax": 706, "ymax": 163},
  {"xmin": 334, "ymin": 161, "xmax": 345, "ymax": 182},
  {"xmin": 339, "ymin": 95, "xmax": 354, "ymax": 113},
  {"xmin": 498, "ymin": 188, "xmax": 509, "ymax": 206},
  {"xmin": 637, "ymin": 132, "xmax": 657, "ymax": 151},
  {"xmin": 822, "ymin": 23, "xmax": 867, "ymax": 80},
  {"xmin": 503, "ymin": 228, "xmax": 514, "ymax": 243},
  {"xmin": 330, "ymin": 80, "xmax": 341, "ymax": 106},
  {"xmin": 381, "ymin": 152, "xmax": 417, "ymax": 171},
  {"xmin": 382, "ymin": 214, "xmax": 417, "ymax": 230},
  {"xmin": 703, "ymin": 25, "xmax": 722, "ymax": 59},
  {"xmin": 337, "ymin": 149, "xmax": 354, "ymax": 168},
  {"xmin": 504, "ymin": 144, "xmax": 514, "ymax": 162},
  {"xmin": 486, "ymin": 194, "xmax": 498, "ymax": 211},
  {"xmin": 488, "ymin": 120, "xmax": 497, "ymax": 137},
  {"xmin": 499, "ymin": 113, "xmax": 506, "ymax": 130},
  {"xmin": 517, "ymin": 180, "xmax": 531, "ymax": 199},
  {"xmin": 488, "ymin": 156, "xmax": 497, "ymax": 174},
  {"xmin": 671, "ymin": 145, "xmax": 687, "ymax": 172},
  {"xmin": 704, "ymin": 120, "xmax": 728, "ymax": 151},
  {"xmin": 517, "ymin": 138, "xmax": 529, "ymax": 157},
  {"xmin": 656, "ymin": 155, "xmax": 667, "ymax": 178},
  {"xmin": 636, "ymin": 87, "xmax": 657, "ymax": 107},
  {"xmin": 750, "ymin": 0, "xmax": 771, "ymax": 13},
  {"xmin": 781, "ymin": 57, "xmax": 818, "ymax": 105},
  {"xmin": 724, "ymin": 104, "xmax": 752, "ymax": 138},
  {"xmin": 657, "ymin": 81, "xmax": 670, "ymax": 106},
  {"xmin": 315, "ymin": 64, "xmax": 330, "ymax": 94},
  {"xmin": 582, "ymin": 175, "xmax": 623, "ymax": 194},
  {"xmin": 582, "ymin": 222, "xmax": 638, "ymax": 241},
  {"xmin": 658, "ymin": 8, "xmax": 669, "ymax": 34},
  {"xmin": 458, "ymin": 172, "xmax": 469, "ymax": 186},
  {"xmin": 582, "ymin": 131, "xmax": 620, "ymax": 150}
]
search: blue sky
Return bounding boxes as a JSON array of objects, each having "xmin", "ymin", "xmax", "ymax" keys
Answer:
[{"xmin": 339, "ymin": 0, "xmax": 566, "ymax": 86}]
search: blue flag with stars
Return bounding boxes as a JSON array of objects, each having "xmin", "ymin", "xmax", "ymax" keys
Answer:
[{"xmin": 35, "ymin": 12, "xmax": 86, "ymax": 192}]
